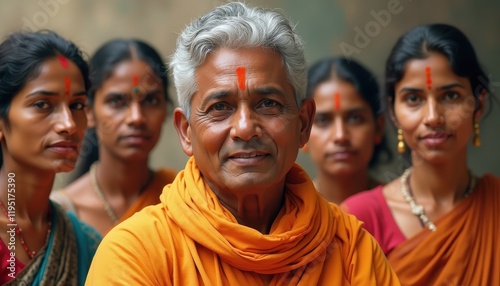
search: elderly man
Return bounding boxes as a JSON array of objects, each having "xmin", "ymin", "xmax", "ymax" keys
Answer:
[{"xmin": 86, "ymin": 2, "xmax": 400, "ymax": 285}]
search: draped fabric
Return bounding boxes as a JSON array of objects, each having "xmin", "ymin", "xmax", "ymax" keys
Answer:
[
  {"xmin": 387, "ymin": 174, "xmax": 500, "ymax": 285},
  {"xmin": 86, "ymin": 157, "xmax": 399, "ymax": 285},
  {"xmin": 3, "ymin": 202, "xmax": 101, "ymax": 285}
]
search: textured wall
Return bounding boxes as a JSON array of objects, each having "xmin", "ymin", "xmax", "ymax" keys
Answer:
[{"xmin": 0, "ymin": 0, "xmax": 498, "ymax": 189}]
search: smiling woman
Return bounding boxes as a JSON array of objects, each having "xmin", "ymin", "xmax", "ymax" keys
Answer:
[
  {"xmin": 0, "ymin": 30, "xmax": 100, "ymax": 285},
  {"xmin": 342, "ymin": 23, "xmax": 500, "ymax": 285}
]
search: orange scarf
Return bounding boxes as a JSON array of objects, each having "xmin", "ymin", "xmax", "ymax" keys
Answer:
[
  {"xmin": 388, "ymin": 174, "xmax": 500, "ymax": 285},
  {"xmin": 161, "ymin": 157, "xmax": 336, "ymax": 282},
  {"xmin": 119, "ymin": 168, "xmax": 177, "ymax": 222}
]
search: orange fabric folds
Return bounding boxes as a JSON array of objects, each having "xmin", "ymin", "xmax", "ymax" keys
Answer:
[
  {"xmin": 86, "ymin": 157, "xmax": 399, "ymax": 285},
  {"xmin": 388, "ymin": 174, "xmax": 500, "ymax": 285}
]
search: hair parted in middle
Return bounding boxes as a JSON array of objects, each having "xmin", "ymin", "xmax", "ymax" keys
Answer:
[{"xmin": 169, "ymin": 2, "xmax": 307, "ymax": 119}]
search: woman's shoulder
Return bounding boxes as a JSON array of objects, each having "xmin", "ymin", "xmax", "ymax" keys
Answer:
[
  {"xmin": 51, "ymin": 173, "xmax": 93, "ymax": 215},
  {"xmin": 341, "ymin": 185, "xmax": 385, "ymax": 213}
]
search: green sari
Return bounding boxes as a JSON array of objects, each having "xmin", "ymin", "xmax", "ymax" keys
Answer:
[{"xmin": 6, "ymin": 202, "xmax": 101, "ymax": 285}]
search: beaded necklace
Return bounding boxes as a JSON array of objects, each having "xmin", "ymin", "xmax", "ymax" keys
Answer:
[
  {"xmin": 400, "ymin": 168, "xmax": 477, "ymax": 232},
  {"xmin": 0, "ymin": 201, "xmax": 51, "ymax": 259}
]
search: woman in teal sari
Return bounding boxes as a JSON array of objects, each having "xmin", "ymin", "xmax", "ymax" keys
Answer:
[{"xmin": 0, "ymin": 30, "xmax": 101, "ymax": 285}]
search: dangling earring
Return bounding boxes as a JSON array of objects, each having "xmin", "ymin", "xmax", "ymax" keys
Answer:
[
  {"xmin": 397, "ymin": 128, "xmax": 405, "ymax": 154},
  {"xmin": 473, "ymin": 121, "xmax": 481, "ymax": 147}
]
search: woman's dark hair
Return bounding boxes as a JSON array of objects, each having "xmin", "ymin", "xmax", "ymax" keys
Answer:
[
  {"xmin": 87, "ymin": 39, "xmax": 172, "ymax": 106},
  {"xmin": 0, "ymin": 30, "xmax": 90, "ymax": 166},
  {"xmin": 385, "ymin": 23, "xmax": 491, "ymax": 111},
  {"xmin": 306, "ymin": 56, "xmax": 392, "ymax": 167},
  {"xmin": 70, "ymin": 39, "xmax": 172, "ymax": 182}
]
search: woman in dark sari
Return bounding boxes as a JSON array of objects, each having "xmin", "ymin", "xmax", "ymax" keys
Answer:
[{"xmin": 0, "ymin": 30, "xmax": 101, "ymax": 285}]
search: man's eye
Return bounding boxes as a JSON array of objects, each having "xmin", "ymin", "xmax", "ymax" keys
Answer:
[
  {"xmin": 213, "ymin": 102, "xmax": 229, "ymax": 111},
  {"xmin": 262, "ymin": 99, "xmax": 278, "ymax": 107}
]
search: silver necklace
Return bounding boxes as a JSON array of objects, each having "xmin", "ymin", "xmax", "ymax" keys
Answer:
[
  {"xmin": 400, "ymin": 168, "xmax": 477, "ymax": 232},
  {"xmin": 90, "ymin": 162, "xmax": 119, "ymax": 224}
]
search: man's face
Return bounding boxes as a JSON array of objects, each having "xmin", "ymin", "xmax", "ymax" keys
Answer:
[{"xmin": 174, "ymin": 47, "xmax": 314, "ymax": 194}]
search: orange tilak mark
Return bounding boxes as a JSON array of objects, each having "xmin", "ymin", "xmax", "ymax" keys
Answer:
[
  {"xmin": 132, "ymin": 75, "xmax": 139, "ymax": 86},
  {"xmin": 334, "ymin": 92, "xmax": 341, "ymax": 111},
  {"xmin": 58, "ymin": 55, "xmax": 69, "ymax": 69},
  {"xmin": 425, "ymin": 66, "xmax": 432, "ymax": 90},
  {"xmin": 64, "ymin": 77, "xmax": 71, "ymax": 95},
  {"xmin": 236, "ymin": 67, "xmax": 246, "ymax": 91}
]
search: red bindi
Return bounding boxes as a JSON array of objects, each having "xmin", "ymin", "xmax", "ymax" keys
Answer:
[
  {"xmin": 132, "ymin": 74, "xmax": 139, "ymax": 86},
  {"xmin": 64, "ymin": 77, "xmax": 71, "ymax": 95},
  {"xmin": 58, "ymin": 55, "xmax": 69, "ymax": 69},
  {"xmin": 425, "ymin": 66, "xmax": 432, "ymax": 90},
  {"xmin": 236, "ymin": 67, "xmax": 246, "ymax": 91},
  {"xmin": 334, "ymin": 92, "xmax": 341, "ymax": 111}
]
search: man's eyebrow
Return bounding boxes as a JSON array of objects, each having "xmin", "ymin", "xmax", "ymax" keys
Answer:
[{"xmin": 253, "ymin": 87, "xmax": 285, "ymax": 97}]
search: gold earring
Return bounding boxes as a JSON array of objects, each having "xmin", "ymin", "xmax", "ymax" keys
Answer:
[
  {"xmin": 473, "ymin": 122, "xmax": 481, "ymax": 147},
  {"xmin": 397, "ymin": 128, "xmax": 405, "ymax": 154}
]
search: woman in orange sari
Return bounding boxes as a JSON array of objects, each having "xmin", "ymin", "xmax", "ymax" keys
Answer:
[
  {"xmin": 342, "ymin": 23, "xmax": 500, "ymax": 285},
  {"xmin": 51, "ymin": 39, "xmax": 177, "ymax": 235}
]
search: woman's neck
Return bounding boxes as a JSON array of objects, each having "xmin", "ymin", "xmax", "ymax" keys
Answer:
[
  {"xmin": 0, "ymin": 165, "xmax": 53, "ymax": 223},
  {"xmin": 410, "ymin": 150, "xmax": 471, "ymax": 204},
  {"xmin": 96, "ymin": 149, "xmax": 153, "ymax": 198},
  {"xmin": 315, "ymin": 169, "xmax": 375, "ymax": 204}
]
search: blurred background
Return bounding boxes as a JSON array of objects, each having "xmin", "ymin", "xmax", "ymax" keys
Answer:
[{"xmin": 1, "ymin": 0, "xmax": 498, "ymax": 189}]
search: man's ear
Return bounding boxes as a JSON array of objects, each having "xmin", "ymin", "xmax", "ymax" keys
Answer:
[
  {"xmin": 298, "ymin": 98, "xmax": 316, "ymax": 148},
  {"xmin": 85, "ymin": 106, "xmax": 96, "ymax": 128},
  {"xmin": 300, "ymin": 143, "xmax": 309, "ymax": 153},
  {"xmin": 173, "ymin": 107, "xmax": 193, "ymax": 156}
]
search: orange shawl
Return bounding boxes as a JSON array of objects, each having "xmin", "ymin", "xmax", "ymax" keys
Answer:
[
  {"xmin": 86, "ymin": 157, "xmax": 399, "ymax": 285},
  {"xmin": 119, "ymin": 168, "xmax": 177, "ymax": 222},
  {"xmin": 388, "ymin": 174, "xmax": 500, "ymax": 285}
]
